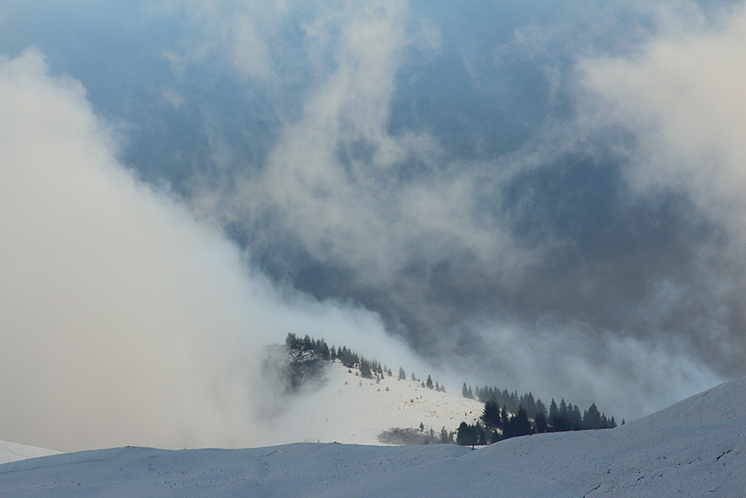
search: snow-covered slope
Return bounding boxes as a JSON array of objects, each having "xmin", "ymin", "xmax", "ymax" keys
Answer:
[
  {"xmin": 629, "ymin": 375, "xmax": 746, "ymax": 428},
  {"xmin": 1, "ymin": 376, "xmax": 744, "ymax": 497},
  {"xmin": 0, "ymin": 441, "xmax": 59, "ymax": 465},
  {"xmin": 274, "ymin": 361, "xmax": 485, "ymax": 445}
]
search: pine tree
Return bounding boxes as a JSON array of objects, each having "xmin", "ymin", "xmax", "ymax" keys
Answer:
[
  {"xmin": 519, "ymin": 392, "xmax": 537, "ymax": 417},
  {"xmin": 426, "ymin": 375, "xmax": 434, "ymax": 389},
  {"xmin": 559, "ymin": 399, "xmax": 568, "ymax": 419},
  {"xmin": 360, "ymin": 358, "xmax": 373, "ymax": 379},
  {"xmin": 398, "ymin": 367, "xmax": 406, "ymax": 380},
  {"xmin": 456, "ymin": 422, "xmax": 479, "ymax": 449},
  {"xmin": 439, "ymin": 427, "xmax": 451, "ymax": 444},
  {"xmin": 535, "ymin": 399, "xmax": 547, "ymax": 420},
  {"xmin": 481, "ymin": 401, "xmax": 502, "ymax": 433},
  {"xmin": 504, "ymin": 406, "xmax": 532, "ymax": 439},
  {"xmin": 552, "ymin": 399, "xmax": 569, "ymax": 432},
  {"xmin": 534, "ymin": 411, "xmax": 548, "ymax": 433},
  {"xmin": 570, "ymin": 404, "xmax": 582, "ymax": 431},
  {"xmin": 583, "ymin": 403, "xmax": 602, "ymax": 430},
  {"xmin": 456, "ymin": 422, "xmax": 471, "ymax": 446},
  {"xmin": 549, "ymin": 398, "xmax": 559, "ymax": 429}
]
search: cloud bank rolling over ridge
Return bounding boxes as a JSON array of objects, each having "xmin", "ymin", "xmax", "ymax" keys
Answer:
[
  {"xmin": 1, "ymin": 0, "xmax": 745, "ymax": 450},
  {"xmin": 0, "ymin": 48, "xmax": 419, "ymax": 451}
]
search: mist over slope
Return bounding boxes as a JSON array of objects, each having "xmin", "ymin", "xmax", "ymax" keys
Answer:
[
  {"xmin": 3, "ymin": 0, "xmax": 746, "ymax": 450},
  {"xmin": 1, "ymin": 376, "xmax": 744, "ymax": 497}
]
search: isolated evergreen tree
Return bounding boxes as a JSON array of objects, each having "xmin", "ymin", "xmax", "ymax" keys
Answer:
[
  {"xmin": 398, "ymin": 367, "xmax": 406, "ymax": 380},
  {"xmin": 426, "ymin": 375, "xmax": 434, "ymax": 389},
  {"xmin": 462, "ymin": 383, "xmax": 470, "ymax": 398}
]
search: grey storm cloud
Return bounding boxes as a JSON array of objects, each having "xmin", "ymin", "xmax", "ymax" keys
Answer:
[{"xmin": 1, "ymin": 0, "xmax": 745, "ymax": 447}]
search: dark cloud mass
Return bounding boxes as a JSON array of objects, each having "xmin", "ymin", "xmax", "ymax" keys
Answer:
[{"xmin": 2, "ymin": 0, "xmax": 746, "ymax": 448}]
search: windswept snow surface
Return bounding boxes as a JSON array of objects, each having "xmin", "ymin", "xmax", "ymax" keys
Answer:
[
  {"xmin": 0, "ymin": 441, "xmax": 59, "ymax": 464},
  {"xmin": 1, "ymin": 377, "xmax": 744, "ymax": 497}
]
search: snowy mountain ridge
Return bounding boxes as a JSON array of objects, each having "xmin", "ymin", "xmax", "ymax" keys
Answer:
[
  {"xmin": 2, "ymin": 375, "xmax": 745, "ymax": 496},
  {"xmin": 267, "ymin": 360, "xmax": 486, "ymax": 446}
]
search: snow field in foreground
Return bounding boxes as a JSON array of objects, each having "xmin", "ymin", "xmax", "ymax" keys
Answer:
[{"xmin": 1, "ymin": 376, "xmax": 745, "ymax": 497}]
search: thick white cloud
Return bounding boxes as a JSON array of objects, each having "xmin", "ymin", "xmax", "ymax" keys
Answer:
[
  {"xmin": 580, "ymin": 2, "xmax": 746, "ymax": 231},
  {"xmin": 0, "ymin": 48, "xmax": 418, "ymax": 452}
]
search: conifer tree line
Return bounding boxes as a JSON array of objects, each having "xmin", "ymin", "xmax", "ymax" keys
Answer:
[
  {"xmin": 456, "ymin": 382, "xmax": 618, "ymax": 446},
  {"xmin": 284, "ymin": 332, "xmax": 446, "ymax": 389},
  {"xmin": 285, "ymin": 333, "xmax": 396, "ymax": 380},
  {"xmin": 283, "ymin": 333, "xmax": 617, "ymax": 447}
]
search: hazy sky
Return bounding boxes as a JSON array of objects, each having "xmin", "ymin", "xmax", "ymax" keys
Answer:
[{"xmin": 2, "ymin": 0, "xmax": 745, "ymax": 451}]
